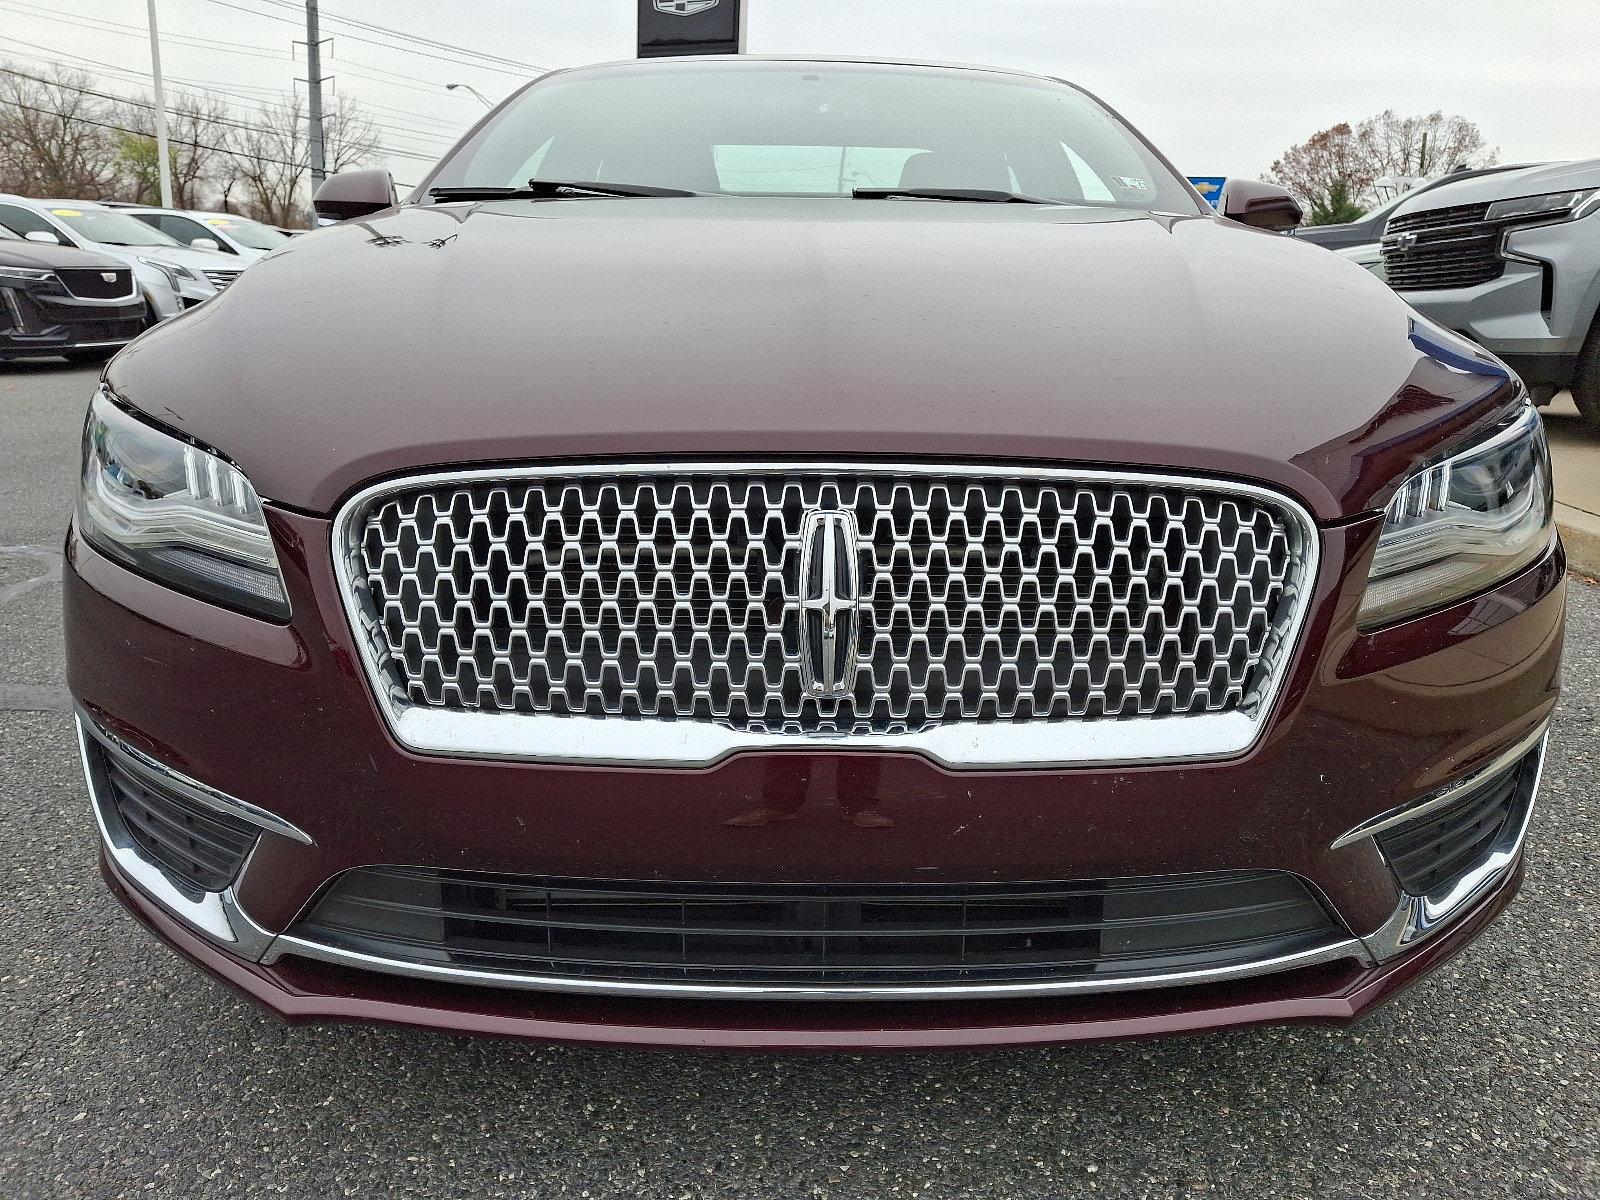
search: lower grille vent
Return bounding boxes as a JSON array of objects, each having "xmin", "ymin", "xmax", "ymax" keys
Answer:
[
  {"xmin": 1377, "ymin": 749, "xmax": 1538, "ymax": 897},
  {"xmin": 292, "ymin": 867, "xmax": 1342, "ymax": 990},
  {"xmin": 94, "ymin": 742, "xmax": 259, "ymax": 893}
]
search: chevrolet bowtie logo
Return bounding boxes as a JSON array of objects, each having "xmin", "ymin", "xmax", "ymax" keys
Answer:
[{"xmin": 798, "ymin": 509, "xmax": 863, "ymax": 697}]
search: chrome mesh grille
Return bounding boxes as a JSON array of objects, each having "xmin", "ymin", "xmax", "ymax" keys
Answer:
[{"xmin": 344, "ymin": 468, "xmax": 1309, "ymax": 738}]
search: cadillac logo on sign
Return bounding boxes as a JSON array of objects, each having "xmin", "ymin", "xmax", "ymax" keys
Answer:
[{"xmin": 654, "ymin": 0, "xmax": 719, "ymax": 13}]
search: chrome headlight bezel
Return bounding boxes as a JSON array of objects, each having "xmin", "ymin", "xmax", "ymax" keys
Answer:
[
  {"xmin": 76, "ymin": 388, "xmax": 290, "ymax": 622},
  {"xmin": 1359, "ymin": 401, "xmax": 1554, "ymax": 629}
]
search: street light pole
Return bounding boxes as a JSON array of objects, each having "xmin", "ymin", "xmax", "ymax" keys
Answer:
[
  {"xmin": 445, "ymin": 83, "xmax": 493, "ymax": 109},
  {"xmin": 145, "ymin": 0, "xmax": 173, "ymax": 207}
]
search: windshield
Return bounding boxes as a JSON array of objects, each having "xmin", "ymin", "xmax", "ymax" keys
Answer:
[
  {"xmin": 47, "ymin": 207, "xmax": 180, "ymax": 247},
  {"xmin": 426, "ymin": 61, "xmax": 1203, "ymax": 213},
  {"xmin": 200, "ymin": 215, "xmax": 288, "ymax": 250}
]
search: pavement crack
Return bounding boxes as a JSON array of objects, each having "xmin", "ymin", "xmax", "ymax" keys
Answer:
[{"xmin": 0, "ymin": 544, "xmax": 63, "ymax": 608}]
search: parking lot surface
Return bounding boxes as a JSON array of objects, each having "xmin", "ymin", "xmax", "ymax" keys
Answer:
[{"xmin": 1, "ymin": 361, "xmax": 1596, "ymax": 1199}]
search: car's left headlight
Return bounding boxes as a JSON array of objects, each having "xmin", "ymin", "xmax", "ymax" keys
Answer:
[
  {"xmin": 137, "ymin": 257, "xmax": 196, "ymax": 290},
  {"xmin": 0, "ymin": 265, "xmax": 56, "ymax": 283},
  {"xmin": 77, "ymin": 388, "xmax": 290, "ymax": 620},
  {"xmin": 1359, "ymin": 402, "xmax": 1554, "ymax": 628}
]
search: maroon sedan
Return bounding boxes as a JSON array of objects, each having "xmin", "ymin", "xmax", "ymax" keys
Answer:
[{"xmin": 65, "ymin": 58, "xmax": 1563, "ymax": 1049}]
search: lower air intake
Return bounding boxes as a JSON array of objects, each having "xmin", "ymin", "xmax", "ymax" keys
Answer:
[
  {"xmin": 291, "ymin": 867, "xmax": 1343, "ymax": 991},
  {"xmin": 89, "ymin": 739, "xmax": 259, "ymax": 893},
  {"xmin": 1377, "ymin": 746, "xmax": 1541, "ymax": 897}
]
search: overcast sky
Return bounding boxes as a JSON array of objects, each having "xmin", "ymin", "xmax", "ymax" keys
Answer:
[{"xmin": 6, "ymin": 0, "xmax": 1597, "ymax": 187}]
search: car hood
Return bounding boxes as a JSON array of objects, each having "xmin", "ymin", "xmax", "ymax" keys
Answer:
[
  {"xmin": 98, "ymin": 242, "xmax": 243, "ymax": 271},
  {"xmin": 1391, "ymin": 159, "xmax": 1600, "ymax": 214},
  {"xmin": 107, "ymin": 198, "xmax": 1512, "ymax": 520},
  {"xmin": 0, "ymin": 239, "xmax": 127, "ymax": 270}
]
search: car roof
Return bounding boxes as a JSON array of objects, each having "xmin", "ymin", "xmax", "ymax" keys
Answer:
[{"xmin": 102, "ymin": 204, "xmax": 256, "ymax": 221}]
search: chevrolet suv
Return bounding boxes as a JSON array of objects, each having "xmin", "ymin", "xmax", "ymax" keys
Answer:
[{"xmin": 1380, "ymin": 159, "xmax": 1600, "ymax": 427}]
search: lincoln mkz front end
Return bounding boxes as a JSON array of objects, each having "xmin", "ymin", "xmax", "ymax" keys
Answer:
[{"xmin": 63, "ymin": 58, "xmax": 1565, "ymax": 1050}]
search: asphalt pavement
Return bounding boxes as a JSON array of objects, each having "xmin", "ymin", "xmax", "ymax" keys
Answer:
[{"xmin": 1, "ymin": 361, "xmax": 1596, "ymax": 1199}]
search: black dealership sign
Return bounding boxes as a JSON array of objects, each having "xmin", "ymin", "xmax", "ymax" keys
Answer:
[{"xmin": 637, "ymin": 0, "xmax": 744, "ymax": 57}]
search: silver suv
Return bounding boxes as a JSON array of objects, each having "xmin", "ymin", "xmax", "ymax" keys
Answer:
[{"xmin": 1381, "ymin": 159, "xmax": 1600, "ymax": 428}]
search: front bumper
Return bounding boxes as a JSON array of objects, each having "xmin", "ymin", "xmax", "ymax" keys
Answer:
[
  {"xmin": 1396, "ymin": 214, "xmax": 1600, "ymax": 388},
  {"xmin": 0, "ymin": 283, "xmax": 143, "ymax": 356},
  {"xmin": 63, "ymin": 507, "xmax": 1566, "ymax": 1047}
]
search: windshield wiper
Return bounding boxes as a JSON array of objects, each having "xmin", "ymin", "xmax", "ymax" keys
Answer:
[
  {"xmin": 851, "ymin": 187, "xmax": 1059, "ymax": 204},
  {"xmin": 427, "ymin": 179, "xmax": 700, "ymax": 202}
]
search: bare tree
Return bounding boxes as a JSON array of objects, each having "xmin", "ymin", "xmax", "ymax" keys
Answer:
[
  {"xmin": 0, "ymin": 62, "xmax": 124, "ymax": 197},
  {"xmin": 230, "ymin": 91, "xmax": 381, "ymax": 226},
  {"xmin": 112, "ymin": 90, "xmax": 237, "ymax": 208},
  {"xmin": 1354, "ymin": 110, "xmax": 1497, "ymax": 180},
  {"xmin": 1268, "ymin": 110, "xmax": 1498, "ymax": 214}
]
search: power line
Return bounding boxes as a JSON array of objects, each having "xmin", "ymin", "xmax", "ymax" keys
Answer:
[
  {"xmin": 0, "ymin": 63, "xmax": 448, "ymax": 170},
  {"xmin": 0, "ymin": 0, "xmax": 295, "ymax": 63},
  {"xmin": 0, "ymin": 43, "xmax": 462, "ymax": 159},
  {"xmin": 220, "ymin": 0, "xmax": 549, "ymax": 76},
  {"xmin": 7, "ymin": 99, "xmax": 304, "ymax": 172},
  {"xmin": 0, "ymin": 5, "xmax": 472, "ymax": 133}
]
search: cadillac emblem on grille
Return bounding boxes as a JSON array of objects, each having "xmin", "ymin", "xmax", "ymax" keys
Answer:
[{"xmin": 797, "ymin": 508, "xmax": 862, "ymax": 697}]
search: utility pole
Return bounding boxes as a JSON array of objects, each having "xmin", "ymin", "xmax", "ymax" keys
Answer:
[
  {"xmin": 303, "ymin": 0, "xmax": 327, "ymax": 188},
  {"xmin": 145, "ymin": 0, "xmax": 173, "ymax": 207}
]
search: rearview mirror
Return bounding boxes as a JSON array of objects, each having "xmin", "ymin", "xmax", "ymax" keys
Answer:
[
  {"xmin": 313, "ymin": 169, "xmax": 398, "ymax": 222},
  {"xmin": 190, "ymin": 237, "xmax": 221, "ymax": 251},
  {"xmin": 1219, "ymin": 180, "xmax": 1303, "ymax": 231},
  {"xmin": 24, "ymin": 230, "xmax": 61, "ymax": 244}
]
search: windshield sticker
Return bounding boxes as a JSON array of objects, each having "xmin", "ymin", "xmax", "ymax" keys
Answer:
[
  {"xmin": 1110, "ymin": 177, "xmax": 1151, "ymax": 193},
  {"xmin": 50, "ymin": 208, "xmax": 83, "ymax": 216}
]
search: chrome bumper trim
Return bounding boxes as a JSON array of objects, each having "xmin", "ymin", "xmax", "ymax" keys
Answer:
[
  {"xmin": 76, "ymin": 714, "xmax": 297, "ymax": 962},
  {"xmin": 1331, "ymin": 720, "xmax": 1549, "ymax": 850},
  {"xmin": 328, "ymin": 461, "xmax": 1322, "ymax": 770},
  {"xmin": 1360, "ymin": 731, "xmax": 1546, "ymax": 963},
  {"xmin": 78, "ymin": 712, "xmax": 313, "ymax": 845},
  {"xmin": 263, "ymin": 930, "xmax": 1367, "ymax": 1002}
]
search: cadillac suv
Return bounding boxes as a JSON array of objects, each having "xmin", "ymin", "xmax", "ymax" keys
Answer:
[
  {"xmin": 0, "ymin": 224, "xmax": 144, "ymax": 363},
  {"xmin": 65, "ymin": 58, "xmax": 1564, "ymax": 1050}
]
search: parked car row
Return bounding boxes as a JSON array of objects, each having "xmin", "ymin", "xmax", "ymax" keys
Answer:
[
  {"xmin": 1292, "ymin": 159, "xmax": 1600, "ymax": 428},
  {"xmin": 0, "ymin": 197, "xmax": 287, "ymax": 364}
]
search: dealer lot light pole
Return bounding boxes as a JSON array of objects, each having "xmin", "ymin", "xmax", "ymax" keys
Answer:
[{"xmin": 145, "ymin": 0, "xmax": 173, "ymax": 207}]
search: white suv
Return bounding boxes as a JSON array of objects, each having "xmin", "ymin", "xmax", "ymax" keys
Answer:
[
  {"xmin": 105, "ymin": 204, "xmax": 291, "ymax": 263},
  {"xmin": 0, "ymin": 197, "xmax": 243, "ymax": 320}
]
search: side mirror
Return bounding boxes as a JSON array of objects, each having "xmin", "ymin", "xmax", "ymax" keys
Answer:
[
  {"xmin": 190, "ymin": 237, "xmax": 221, "ymax": 251},
  {"xmin": 24, "ymin": 230, "xmax": 61, "ymax": 244},
  {"xmin": 1220, "ymin": 180, "xmax": 1304, "ymax": 231},
  {"xmin": 313, "ymin": 169, "xmax": 398, "ymax": 222}
]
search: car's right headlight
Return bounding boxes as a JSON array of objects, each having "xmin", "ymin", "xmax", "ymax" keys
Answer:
[
  {"xmin": 1359, "ymin": 402, "xmax": 1554, "ymax": 628},
  {"xmin": 77, "ymin": 388, "xmax": 290, "ymax": 621},
  {"xmin": 0, "ymin": 265, "xmax": 56, "ymax": 283}
]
